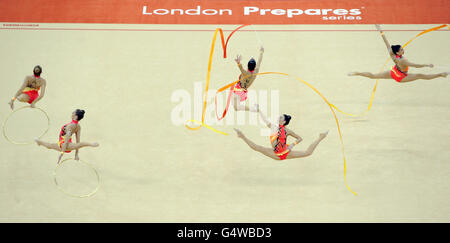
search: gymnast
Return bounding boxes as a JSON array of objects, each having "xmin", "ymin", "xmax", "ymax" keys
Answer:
[
  {"xmin": 8, "ymin": 65, "xmax": 47, "ymax": 109},
  {"xmin": 35, "ymin": 109, "xmax": 99, "ymax": 164},
  {"xmin": 348, "ymin": 24, "xmax": 448, "ymax": 82},
  {"xmin": 234, "ymin": 108, "xmax": 328, "ymax": 160}
]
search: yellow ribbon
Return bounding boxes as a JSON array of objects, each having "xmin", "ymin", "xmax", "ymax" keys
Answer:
[
  {"xmin": 186, "ymin": 120, "xmax": 229, "ymax": 135},
  {"xmin": 184, "ymin": 27, "xmax": 226, "ymax": 133},
  {"xmin": 185, "ymin": 24, "xmax": 251, "ymax": 134}
]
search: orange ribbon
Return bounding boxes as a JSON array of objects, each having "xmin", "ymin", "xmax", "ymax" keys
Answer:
[{"xmin": 185, "ymin": 24, "xmax": 249, "ymax": 132}]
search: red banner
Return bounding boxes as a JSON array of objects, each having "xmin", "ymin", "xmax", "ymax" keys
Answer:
[{"xmin": 0, "ymin": 0, "xmax": 448, "ymax": 24}]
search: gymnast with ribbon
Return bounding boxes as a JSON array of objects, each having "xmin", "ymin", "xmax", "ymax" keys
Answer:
[
  {"xmin": 35, "ymin": 109, "xmax": 99, "ymax": 164},
  {"xmin": 233, "ymin": 109, "xmax": 328, "ymax": 161},
  {"xmin": 8, "ymin": 65, "xmax": 47, "ymax": 110},
  {"xmin": 348, "ymin": 24, "xmax": 448, "ymax": 82},
  {"xmin": 231, "ymin": 46, "xmax": 264, "ymax": 113}
]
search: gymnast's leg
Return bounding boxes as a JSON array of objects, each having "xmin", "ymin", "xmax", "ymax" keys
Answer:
[
  {"xmin": 67, "ymin": 142, "xmax": 99, "ymax": 151},
  {"xmin": 285, "ymin": 131, "xmax": 328, "ymax": 160},
  {"xmin": 35, "ymin": 139, "xmax": 60, "ymax": 151},
  {"xmin": 8, "ymin": 94, "xmax": 29, "ymax": 110},
  {"xmin": 401, "ymin": 72, "xmax": 448, "ymax": 82},
  {"xmin": 232, "ymin": 93, "xmax": 259, "ymax": 112},
  {"xmin": 348, "ymin": 70, "xmax": 391, "ymax": 79},
  {"xmin": 234, "ymin": 128, "xmax": 280, "ymax": 160}
]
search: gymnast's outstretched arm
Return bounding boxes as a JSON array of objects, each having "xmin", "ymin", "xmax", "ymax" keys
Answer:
[
  {"xmin": 13, "ymin": 78, "xmax": 28, "ymax": 100},
  {"xmin": 401, "ymin": 58, "xmax": 432, "ymax": 68},
  {"xmin": 258, "ymin": 110, "xmax": 274, "ymax": 129},
  {"xmin": 8, "ymin": 78, "xmax": 28, "ymax": 109},
  {"xmin": 375, "ymin": 24, "xmax": 397, "ymax": 62},
  {"xmin": 235, "ymin": 55, "xmax": 247, "ymax": 76},
  {"xmin": 255, "ymin": 46, "xmax": 264, "ymax": 73}
]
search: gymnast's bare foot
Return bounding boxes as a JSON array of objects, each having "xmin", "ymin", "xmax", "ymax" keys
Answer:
[
  {"xmin": 8, "ymin": 100, "xmax": 14, "ymax": 110},
  {"xmin": 234, "ymin": 128, "xmax": 244, "ymax": 139},
  {"xmin": 319, "ymin": 130, "xmax": 329, "ymax": 140}
]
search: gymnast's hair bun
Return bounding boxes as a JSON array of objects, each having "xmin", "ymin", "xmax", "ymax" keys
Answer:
[
  {"xmin": 248, "ymin": 58, "xmax": 256, "ymax": 71},
  {"xmin": 75, "ymin": 109, "xmax": 85, "ymax": 121},
  {"xmin": 391, "ymin": 45, "xmax": 402, "ymax": 55},
  {"xmin": 283, "ymin": 114, "xmax": 292, "ymax": 126}
]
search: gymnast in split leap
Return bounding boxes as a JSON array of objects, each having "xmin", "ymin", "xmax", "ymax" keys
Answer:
[
  {"xmin": 35, "ymin": 109, "xmax": 99, "ymax": 164},
  {"xmin": 234, "ymin": 109, "xmax": 328, "ymax": 161},
  {"xmin": 348, "ymin": 24, "xmax": 448, "ymax": 83}
]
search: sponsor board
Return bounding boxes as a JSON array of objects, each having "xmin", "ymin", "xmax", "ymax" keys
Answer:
[{"xmin": 0, "ymin": 0, "xmax": 448, "ymax": 24}]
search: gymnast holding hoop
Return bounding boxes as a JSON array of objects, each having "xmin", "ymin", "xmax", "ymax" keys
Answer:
[
  {"xmin": 35, "ymin": 109, "xmax": 99, "ymax": 164},
  {"xmin": 8, "ymin": 65, "xmax": 47, "ymax": 110},
  {"xmin": 3, "ymin": 65, "xmax": 51, "ymax": 145}
]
